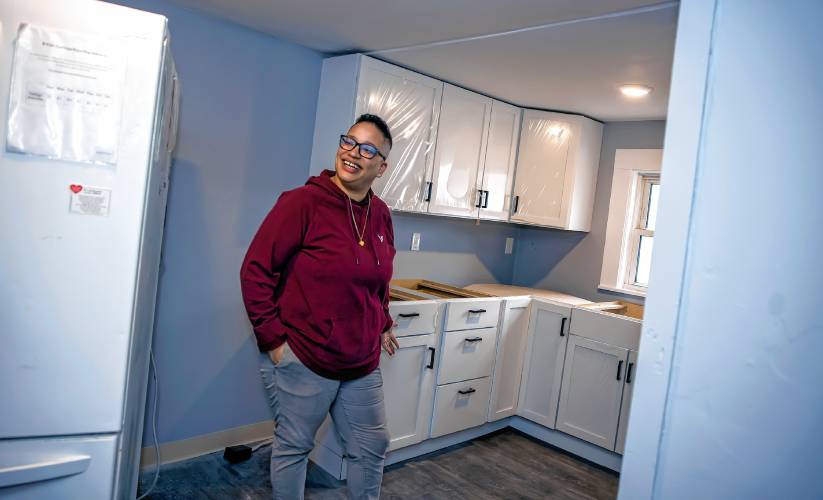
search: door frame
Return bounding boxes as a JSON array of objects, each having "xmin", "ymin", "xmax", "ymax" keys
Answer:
[{"xmin": 617, "ymin": 0, "xmax": 717, "ymax": 498}]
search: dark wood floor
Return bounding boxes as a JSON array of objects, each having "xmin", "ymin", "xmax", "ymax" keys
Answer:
[{"xmin": 138, "ymin": 429, "xmax": 619, "ymax": 499}]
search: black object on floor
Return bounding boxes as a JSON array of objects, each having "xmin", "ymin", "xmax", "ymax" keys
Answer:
[
  {"xmin": 138, "ymin": 429, "xmax": 619, "ymax": 499},
  {"xmin": 223, "ymin": 444, "xmax": 253, "ymax": 463}
]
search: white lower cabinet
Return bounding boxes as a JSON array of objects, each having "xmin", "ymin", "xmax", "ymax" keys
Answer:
[
  {"xmin": 488, "ymin": 297, "xmax": 531, "ymax": 421},
  {"xmin": 382, "ymin": 333, "xmax": 438, "ymax": 451},
  {"xmin": 615, "ymin": 349, "xmax": 637, "ymax": 454},
  {"xmin": 517, "ymin": 299, "xmax": 571, "ymax": 428},
  {"xmin": 555, "ymin": 335, "xmax": 628, "ymax": 450},
  {"xmin": 437, "ymin": 327, "xmax": 497, "ymax": 385},
  {"xmin": 430, "ymin": 377, "xmax": 492, "ymax": 438}
]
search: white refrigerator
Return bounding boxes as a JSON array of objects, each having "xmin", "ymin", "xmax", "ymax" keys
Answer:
[{"xmin": 0, "ymin": 0, "xmax": 179, "ymax": 498}]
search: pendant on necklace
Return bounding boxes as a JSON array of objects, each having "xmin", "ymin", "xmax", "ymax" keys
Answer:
[{"xmin": 359, "ymin": 240, "xmax": 365, "ymax": 247}]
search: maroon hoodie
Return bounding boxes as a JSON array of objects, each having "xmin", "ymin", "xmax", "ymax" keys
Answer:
[{"xmin": 240, "ymin": 170, "xmax": 395, "ymax": 380}]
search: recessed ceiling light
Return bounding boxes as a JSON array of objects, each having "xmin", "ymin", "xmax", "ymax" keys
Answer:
[{"xmin": 619, "ymin": 84, "xmax": 653, "ymax": 98}]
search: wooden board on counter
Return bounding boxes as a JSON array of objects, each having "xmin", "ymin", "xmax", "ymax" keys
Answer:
[
  {"xmin": 578, "ymin": 301, "xmax": 644, "ymax": 320},
  {"xmin": 464, "ymin": 283, "xmax": 592, "ymax": 307},
  {"xmin": 391, "ymin": 279, "xmax": 494, "ymax": 299}
]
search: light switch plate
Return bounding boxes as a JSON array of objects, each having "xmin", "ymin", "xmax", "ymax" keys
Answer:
[
  {"xmin": 505, "ymin": 237, "xmax": 514, "ymax": 254},
  {"xmin": 411, "ymin": 232, "xmax": 421, "ymax": 251}
]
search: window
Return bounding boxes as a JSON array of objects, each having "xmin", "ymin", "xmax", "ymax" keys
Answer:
[
  {"xmin": 624, "ymin": 175, "xmax": 660, "ymax": 291},
  {"xmin": 599, "ymin": 149, "xmax": 663, "ymax": 298}
]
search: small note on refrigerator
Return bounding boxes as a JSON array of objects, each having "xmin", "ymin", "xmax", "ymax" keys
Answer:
[
  {"xmin": 69, "ymin": 184, "xmax": 111, "ymax": 217},
  {"xmin": 6, "ymin": 24, "xmax": 126, "ymax": 165}
]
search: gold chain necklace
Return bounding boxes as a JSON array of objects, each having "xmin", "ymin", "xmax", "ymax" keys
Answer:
[{"xmin": 346, "ymin": 193, "xmax": 371, "ymax": 247}]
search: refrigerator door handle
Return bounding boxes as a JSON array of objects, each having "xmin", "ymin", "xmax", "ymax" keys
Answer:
[{"xmin": 0, "ymin": 454, "xmax": 91, "ymax": 488}]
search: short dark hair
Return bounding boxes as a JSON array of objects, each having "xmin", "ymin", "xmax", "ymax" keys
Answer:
[{"xmin": 355, "ymin": 114, "xmax": 392, "ymax": 150}]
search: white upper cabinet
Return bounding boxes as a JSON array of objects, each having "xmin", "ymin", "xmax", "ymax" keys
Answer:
[
  {"xmin": 309, "ymin": 55, "xmax": 443, "ymax": 212},
  {"xmin": 511, "ymin": 110, "xmax": 603, "ymax": 231},
  {"xmin": 429, "ymin": 87, "xmax": 521, "ymax": 221},
  {"xmin": 356, "ymin": 58, "xmax": 443, "ymax": 212},
  {"xmin": 428, "ymin": 84, "xmax": 492, "ymax": 217},
  {"xmin": 309, "ymin": 55, "xmax": 600, "ymax": 229},
  {"xmin": 479, "ymin": 101, "xmax": 521, "ymax": 221}
]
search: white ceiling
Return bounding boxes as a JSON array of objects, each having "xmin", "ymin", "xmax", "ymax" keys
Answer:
[{"xmin": 166, "ymin": 0, "xmax": 678, "ymax": 121}]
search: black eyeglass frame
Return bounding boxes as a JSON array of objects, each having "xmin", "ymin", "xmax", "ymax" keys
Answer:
[{"xmin": 339, "ymin": 135, "xmax": 387, "ymax": 160}]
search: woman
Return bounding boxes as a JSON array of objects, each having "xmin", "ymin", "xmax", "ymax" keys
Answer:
[{"xmin": 240, "ymin": 114, "xmax": 399, "ymax": 500}]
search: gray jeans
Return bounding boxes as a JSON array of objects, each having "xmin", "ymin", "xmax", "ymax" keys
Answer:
[{"xmin": 259, "ymin": 343, "xmax": 389, "ymax": 500}]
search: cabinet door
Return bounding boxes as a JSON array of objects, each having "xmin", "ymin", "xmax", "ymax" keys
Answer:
[
  {"xmin": 615, "ymin": 349, "xmax": 637, "ymax": 454},
  {"xmin": 517, "ymin": 299, "xmax": 572, "ymax": 428},
  {"xmin": 356, "ymin": 57, "xmax": 443, "ymax": 212},
  {"xmin": 488, "ymin": 297, "xmax": 530, "ymax": 421},
  {"xmin": 555, "ymin": 335, "xmax": 628, "ymax": 449},
  {"xmin": 428, "ymin": 84, "xmax": 491, "ymax": 218},
  {"xmin": 479, "ymin": 101, "xmax": 521, "ymax": 221},
  {"xmin": 380, "ymin": 333, "xmax": 437, "ymax": 451},
  {"xmin": 511, "ymin": 110, "xmax": 574, "ymax": 227}
]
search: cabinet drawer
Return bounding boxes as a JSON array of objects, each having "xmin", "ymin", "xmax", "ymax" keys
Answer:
[
  {"xmin": 443, "ymin": 299, "xmax": 500, "ymax": 331},
  {"xmin": 438, "ymin": 328, "xmax": 497, "ymax": 384},
  {"xmin": 430, "ymin": 377, "xmax": 492, "ymax": 438},
  {"xmin": 389, "ymin": 301, "xmax": 439, "ymax": 337},
  {"xmin": 0, "ymin": 434, "xmax": 117, "ymax": 498}
]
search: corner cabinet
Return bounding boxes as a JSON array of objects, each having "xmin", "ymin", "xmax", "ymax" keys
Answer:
[
  {"xmin": 487, "ymin": 297, "xmax": 531, "ymax": 421},
  {"xmin": 511, "ymin": 110, "xmax": 603, "ymax": 231},
  {"xmin": 309, "ymin": 55, "xmax": 443, "ymax": 212}
]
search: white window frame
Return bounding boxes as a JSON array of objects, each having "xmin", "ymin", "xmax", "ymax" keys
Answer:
[{"xmin": 599, "ymin": 149, "xmax": 663, "ymax": 298}]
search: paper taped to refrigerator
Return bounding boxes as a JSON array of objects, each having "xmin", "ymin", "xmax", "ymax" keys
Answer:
[
  {"xmin": 6, "ymin": 24, "xmax": 126, "ymax": 165},
  {"xmin": 69, "ymin": 184, "xmax": 111, "ymax": 216}
]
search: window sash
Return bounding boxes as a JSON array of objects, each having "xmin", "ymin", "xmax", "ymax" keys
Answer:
[{"xmin": 624, "ymin": 174, "xmax": 659, "ymax": 289}]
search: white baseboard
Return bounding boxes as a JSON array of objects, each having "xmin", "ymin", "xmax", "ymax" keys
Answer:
[{"xmin": 140, "ymin": 420, "xmax": 273, "ymax": 470}]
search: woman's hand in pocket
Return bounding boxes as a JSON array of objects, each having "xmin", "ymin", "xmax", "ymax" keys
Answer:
[{"xmin": 269, "ymin": 343, "xmax": 286, "ymax": 364}]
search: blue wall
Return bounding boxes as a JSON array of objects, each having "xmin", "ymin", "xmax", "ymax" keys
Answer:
[
  {"xmin": 512, "ymin": 121, "xmax": 667, "ymax": 303},
  {"xmin": 109, "ymin": 0, "xmax": 324, "ymax": 445},
  {"xmin": 392, "ymin": 212, "xmax": 519, "ymax": 286}
]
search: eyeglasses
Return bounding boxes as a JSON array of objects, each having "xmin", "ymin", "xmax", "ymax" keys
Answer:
[{"xmin": 339, "ymin": 135, "xmax": 386, "ymax": 160}]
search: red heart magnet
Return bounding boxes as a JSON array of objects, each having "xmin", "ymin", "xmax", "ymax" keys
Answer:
[{"xmin": 70, "ymin": 184, "xmax": 83, "ymax": 194}]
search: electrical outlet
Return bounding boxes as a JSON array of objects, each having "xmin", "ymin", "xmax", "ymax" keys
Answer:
[
  {"xmin": 505, "ymin": 237, "xmax": 514, "ymax": 255},
  {"xmin": 411, "ymin": 232, "xmax": 421, "ymax": 251}
]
